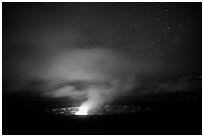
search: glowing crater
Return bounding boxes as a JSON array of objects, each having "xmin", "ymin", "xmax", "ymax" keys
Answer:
[{"xmin": 75, "ymin": 104, "xmax": 89, "ymax": 115}]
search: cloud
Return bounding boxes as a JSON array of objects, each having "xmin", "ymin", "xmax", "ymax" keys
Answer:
[
  {"xmin": 3, "ymin": 43, "xmax": 200, "ymax": 111},
  {"xmin": 3, "ymin": 3, "xmax": 201, "ymax": 112},
  {"xmin": 155, "ymin": 76, "xmax": 199, "ymax": 92},
  {"xmin": 3, "ymin": 45, "xmax": 164, "ymax": 109}
]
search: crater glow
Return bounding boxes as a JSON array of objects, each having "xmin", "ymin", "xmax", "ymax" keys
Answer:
[{"xmin": 75, "ymin": 104, "xmax": 89, "ymax": 115}]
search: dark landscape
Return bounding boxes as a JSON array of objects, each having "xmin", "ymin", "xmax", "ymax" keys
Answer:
[{"xmin": 3, "ymin": 88, "xmax": 202, "ymax": 135}]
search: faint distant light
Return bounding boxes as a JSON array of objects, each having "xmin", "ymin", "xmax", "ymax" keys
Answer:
[{"xmin": 196, "ymin": 75, "xmax": 202, "ymax": 79}]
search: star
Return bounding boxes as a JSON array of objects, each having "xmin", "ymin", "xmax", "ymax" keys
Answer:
[{"xmin": 167, "ymin": 26, "xmax": 170, "ymax": 30}]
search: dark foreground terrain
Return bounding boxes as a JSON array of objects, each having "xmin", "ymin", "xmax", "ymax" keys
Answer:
[{"xmin": 3, "ymin": 91, "xmax": 202, "ymax": 135}]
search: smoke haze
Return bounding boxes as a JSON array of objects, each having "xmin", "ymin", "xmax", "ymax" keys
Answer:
[{"xmin": 3, "ymin": 3, "xmax": 201, "ymax": 110}]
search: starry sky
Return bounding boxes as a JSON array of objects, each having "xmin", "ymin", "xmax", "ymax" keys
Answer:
[{"xmin": 3, "ymin": 2, "xmax": 202, "ymax": 101}]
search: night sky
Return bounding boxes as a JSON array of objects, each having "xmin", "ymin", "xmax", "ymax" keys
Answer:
[{"xmin": 3, "ymin": 2, "xmax": 202, "ymax": 105}]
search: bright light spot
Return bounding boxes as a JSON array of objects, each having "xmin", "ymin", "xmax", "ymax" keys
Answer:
[{"xmin": 75, "ymin": 104, "xmax": 89, "ymax": 115}]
